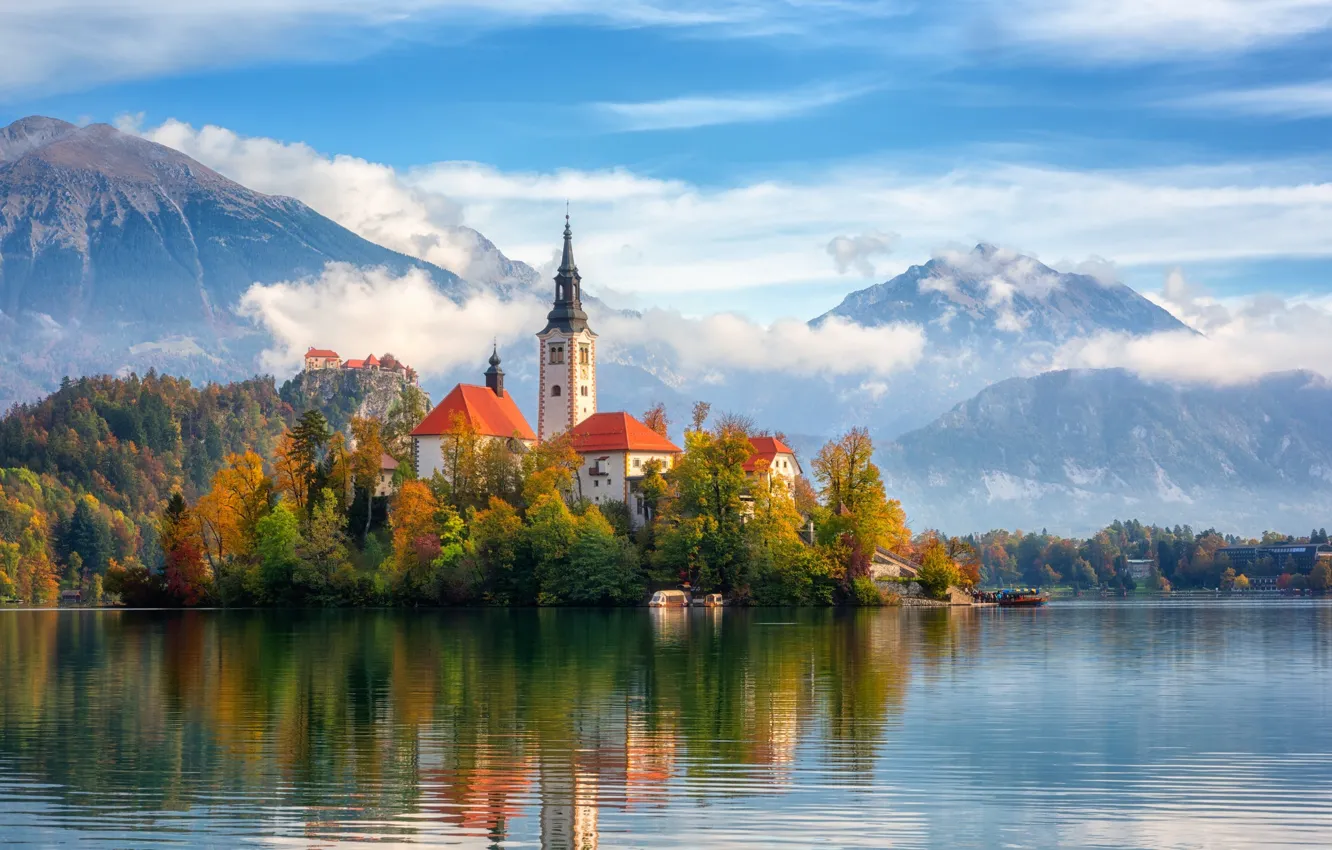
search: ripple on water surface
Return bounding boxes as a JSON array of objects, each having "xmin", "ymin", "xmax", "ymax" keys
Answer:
[{"xmin": 0, "ymin": 601, "xmax": 1330, "ymax": 848}]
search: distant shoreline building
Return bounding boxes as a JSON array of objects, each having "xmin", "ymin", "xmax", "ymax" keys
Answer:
[{"xmin": 1219, "ymin": 543, "xmax": 1332, "ymax": 575}]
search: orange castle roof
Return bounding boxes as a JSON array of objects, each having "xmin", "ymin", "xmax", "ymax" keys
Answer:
[
  {"xmin": 744, "ymin": 436, "xmax": 799, "ymax": 473},
  {"xmin": 569, "ymin": 412, "xmax": 682, "ymax": 454},
  {"xmin": 305, "ymin": 348, "xmax": 339, "ymax": 358},
  {"xmin": 411, "ymin": 384, "xmax": 536, "ymax": 441}
]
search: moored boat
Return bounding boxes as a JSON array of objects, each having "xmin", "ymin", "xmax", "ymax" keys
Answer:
[{"xmin": 996, "ymin": 589, "xmax": 1047, "ymax": 607}]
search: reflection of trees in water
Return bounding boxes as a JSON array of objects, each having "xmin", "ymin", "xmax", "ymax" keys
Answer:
[{"xmin": 0, "ymin": 608, "xmax": 917, "ymax": 844}]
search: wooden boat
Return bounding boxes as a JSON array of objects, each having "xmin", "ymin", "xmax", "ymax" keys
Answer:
[{"xmin": 997, "ymin": 590, "xmax": 1047, "ymax": 608}]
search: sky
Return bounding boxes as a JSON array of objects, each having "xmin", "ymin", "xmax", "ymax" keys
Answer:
[{"xmin": 2, "ymin": 0, "xmax": 1331, "ymax": 326}]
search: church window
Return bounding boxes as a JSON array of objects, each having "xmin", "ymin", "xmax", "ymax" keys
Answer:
[
  {"xmin": 580, "ymin": 386, "xmax": 588, "ymax": 397},
  {"xmin": 633, "ymin": 458, "xmax": 641, "ymax": 469},
  {"xmin": 549, "ymin": 345, "xmax": 565, "ymax": 365},
  {"xmin": 579, "ymin": 345, "xmax": 590, "ymax": 365},
  {"xmin": 552, "ymin": 385, "xmax": 562, "ymax": 397}
]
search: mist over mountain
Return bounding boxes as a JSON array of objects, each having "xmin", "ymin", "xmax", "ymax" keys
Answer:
[
  {"xmin": 882, "ymin": 369, "xmax": 1332, "ymax": 535},
  {"xmin": 0, "ymin": 117, "xmax": 533, "ymax": 408}
]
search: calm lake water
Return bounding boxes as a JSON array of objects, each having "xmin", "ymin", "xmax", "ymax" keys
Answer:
[{"xmin": 2, "ymin": 601, "xmax": 1331, "ymax": 848}]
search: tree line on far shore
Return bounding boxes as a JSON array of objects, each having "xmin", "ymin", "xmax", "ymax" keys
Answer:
[{"xmin": 0, "ymin": 374, "xmax": 961, "ymax": 607}]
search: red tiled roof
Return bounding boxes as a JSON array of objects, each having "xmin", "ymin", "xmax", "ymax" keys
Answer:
[
  {"xmin": 568, "ymin": 412, "xmax": 682, "ymax": 454},
  {"xmin": 380, "ymin": 453, "xmax": 399, "ymax": 471},
  {"xmin": 411, "ymin": 384, "xmax": 536, "ymax": 441},
  {"xmin": 305, "ymin": 348, "xmax": 339, "ymax": 358},
  {"xmin": 366, "ymin": 354, "xmax": 380, "ymax": 366},
  {"xmin": 744, "ymin": 436, "xmax": 800, "ymax": 473},
  {"xmin": 343, "ymin": 359, "xmax": 365, "ymax": 369}
]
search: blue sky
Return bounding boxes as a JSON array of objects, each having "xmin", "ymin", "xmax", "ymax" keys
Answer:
[{"xmin": 3, "ymin": 1, "xmax": 1332, "ymax": 321}]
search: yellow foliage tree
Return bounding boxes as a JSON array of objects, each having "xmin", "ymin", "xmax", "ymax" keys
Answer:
[{"xmin": 196, "ymin": 451, "xmax": 272, "ymax": 564}]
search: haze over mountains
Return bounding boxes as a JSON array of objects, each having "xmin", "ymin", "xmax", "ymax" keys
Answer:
[{"xmin": 1, "ymin": 115, "xmax": 1326, "ymax": 533}]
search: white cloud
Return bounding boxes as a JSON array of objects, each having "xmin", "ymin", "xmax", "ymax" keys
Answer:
[
  {"xmin": 131, "ymin": 119, "xmax": 1332, "ymax": 321},
  {"xmin": 238, "ymin": 263, "xmax": 547, "ymax": 377},
  {"xmin": 1054, "ymin": 270, "xmax": 1332, "ymax": 384},
  {"xmin": 596, "ymin": 81, "xmax": 876, "ymax": 131},
  {"xmin": 4, "ymin": 0, "xmax": 1330, "ymax": 98},
  {"xmin": 1174, "ymin": 80, "xmax": 1332, "ymax": 118},
  {"xmin": 983, "ymin": 0, "xmax": 1332, "ymax": 61},
  {"xmin": 130, "ymin": 117, "xmax": 509, "ymax": 283},
  {"xmin": 241, "ymin": 263, "xmax": 925, "ymax": 380},
  {"xmin": 827, "ymin": 230, "xmax": 899, "ymax": 276},
  {"xmin": 599, "ymin": 310, "xmax": 926, "ymax": 377},
  {"xmin": 0, "ymin": 1, "xmax": 900, "ymax": 96}
]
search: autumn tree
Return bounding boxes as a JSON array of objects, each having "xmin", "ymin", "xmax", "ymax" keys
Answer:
[
  {"xmin": 160, "ymin": 492, "xmax": 211, "ymax": 605},
  {"xmin": 917, "ymin": 537, "xmax": 960, "ymax": 599},
  {"xmin": 522, "ymin": 431, "xmax": 582, "ymax": 503},
  {"xmin": 196, "ymin": 451, "xmax": 272, "ymax": 566},
  {"xmin": 469, "ymin": 497, "xmax": 526, "ymax": 603},
  {"xmin": 349, "ymin": 416, "xmax": 385, "ymax": 542},
  {"xmin": 812, "ymin": 428, "xmax": 910, "ymax": 573},
  {"xmin": 642, "ymin": 403, "xmax": 670, "ymax": 438}
]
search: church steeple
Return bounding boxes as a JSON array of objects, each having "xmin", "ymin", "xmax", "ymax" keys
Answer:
[
  {"xmin": 484, "ymin": 344, "xmax": 505, "ymax": 397},
  {"xmin": 543, "ymin": 214, "xmax": 589, "ymax": 334}
]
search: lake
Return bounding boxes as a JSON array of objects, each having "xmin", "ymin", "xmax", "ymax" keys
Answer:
[{"xmin": 1, "ymin": 600, "xmax": 1331, "ymax": 848}]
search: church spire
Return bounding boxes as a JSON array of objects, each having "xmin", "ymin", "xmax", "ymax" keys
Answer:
[
  {"xmin": 541, "ymin": 213, "xmax": 589, "ymax": 334},
  {"xmin": 558, "ymin": 212, "xmax": 577, "ymax": 280}
]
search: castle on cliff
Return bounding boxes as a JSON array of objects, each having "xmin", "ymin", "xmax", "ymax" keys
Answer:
[{"xmin": 303, "ymin": 348, "xmax": 418, "ymax": 385}]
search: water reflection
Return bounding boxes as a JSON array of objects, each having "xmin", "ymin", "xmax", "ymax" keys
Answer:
[{"xmin": 0, "ymin": 602, "xmax": 1331, "ymax": 848}]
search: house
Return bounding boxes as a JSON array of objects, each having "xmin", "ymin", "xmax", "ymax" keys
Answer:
[
  {"xmin": 744, "ymin": 436, "xmax": 802, "ymax": 488},
  {"xmin": 411, "ymin": 348, "xmax": 536, "ymax": 479},
  {"xmin": 59, "ymin": 588, "xmax": 82, "ymax": 605},
  {"xmin": 304, "ymin": 347, "xmax": 341, "ymax": 371},
  {"xmin": 377, "ymin": 453, "xmax": 399, "ymax": 497},
  {"xmin": 1124, "ymin": 559, "xmax": 1156, "ymax": 580},
  {"xmin": 567, "ymin": 412, "xmax": 682, "ymax": 527}
]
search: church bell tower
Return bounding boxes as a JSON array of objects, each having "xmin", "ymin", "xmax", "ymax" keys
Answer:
[{"xmin": 538, "ymin": 215, "xmax": 597, "ymax": 442}]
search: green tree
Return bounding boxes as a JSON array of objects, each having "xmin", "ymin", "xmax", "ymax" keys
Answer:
[
  {"xmin": 1310, "ymin": 561, "xmax": 1331, "ymax": 593},
  {"xmin": 469, "ymin": 497, "xmax": 526, "ymax": 604},
  {"xmin": 63, "ymin": 497, "xmax": 114, "ymax": 575},
  {"xmin": 655, "ymin": 424, "xmax": 751, "ymax": 591},
  {"xmin": 917, "ymin": 539, "xmax": 960, "ymax": 599},
  {"xmin": 548, "ymin": 508, "xmax": 643, "ymax": 605},
  {"xmin": 294, "ymin": 489, "xmax": 350, "ymax": 602},
  {"xmin": 255, "ymin": 502, "xmax": 302, "ymax": 603},
  {"xmin": 88, "ymin": 573, "xmax": 104, "ymax": 605}
]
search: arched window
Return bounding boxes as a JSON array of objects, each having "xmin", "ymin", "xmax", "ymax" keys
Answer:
[
  {"xmin": 552, "ymin": 385, "xmax": 562, "ymax": 397},
  {"xmin": 580, "ymin": 386, "xmax": 588, "ymax": 396}
]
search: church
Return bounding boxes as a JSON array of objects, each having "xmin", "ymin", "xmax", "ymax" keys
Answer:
[{"xmin": 412, "ymin": 217, "xmax": 682, "ymax": 526}]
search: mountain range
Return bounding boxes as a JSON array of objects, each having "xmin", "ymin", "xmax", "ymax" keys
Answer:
[
  {"xmin": 2, "ymin": 114, "xmax": 1326, "ymax": 534},
  {"xmin": 881, "ymin": 369, "xmax": 1332, "ymax": 535}
]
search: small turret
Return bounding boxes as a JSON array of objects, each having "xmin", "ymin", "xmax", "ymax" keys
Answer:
[{"xmin": 485, "ymin": 344, "xmax": 505, "ymax": 397}]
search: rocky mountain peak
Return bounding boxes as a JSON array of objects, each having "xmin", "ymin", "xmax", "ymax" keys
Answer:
[{"xmin": 0, "ymin": 116, "xmax": 78, "ymax": 164}]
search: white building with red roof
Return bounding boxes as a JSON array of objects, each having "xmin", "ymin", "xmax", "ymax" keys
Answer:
[
  {"xmin": 304, "ymin": 347, "xmax": 341, "ymax": 371},
  {"xmin": 744, "ymin": 436, "xmax": 802, "ymax": 489},
  {"xmin": 410, "ymin": 348, "xmax": 536, "ymax": 479},
  {"xmin": 568, "ymin": 412, "xmax": 681, "ymax": 526}
]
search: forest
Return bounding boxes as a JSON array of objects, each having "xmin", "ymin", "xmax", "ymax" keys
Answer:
[{"xmin": 0, "ymin": 372, "xmax": 1324, "ymax": 607}]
